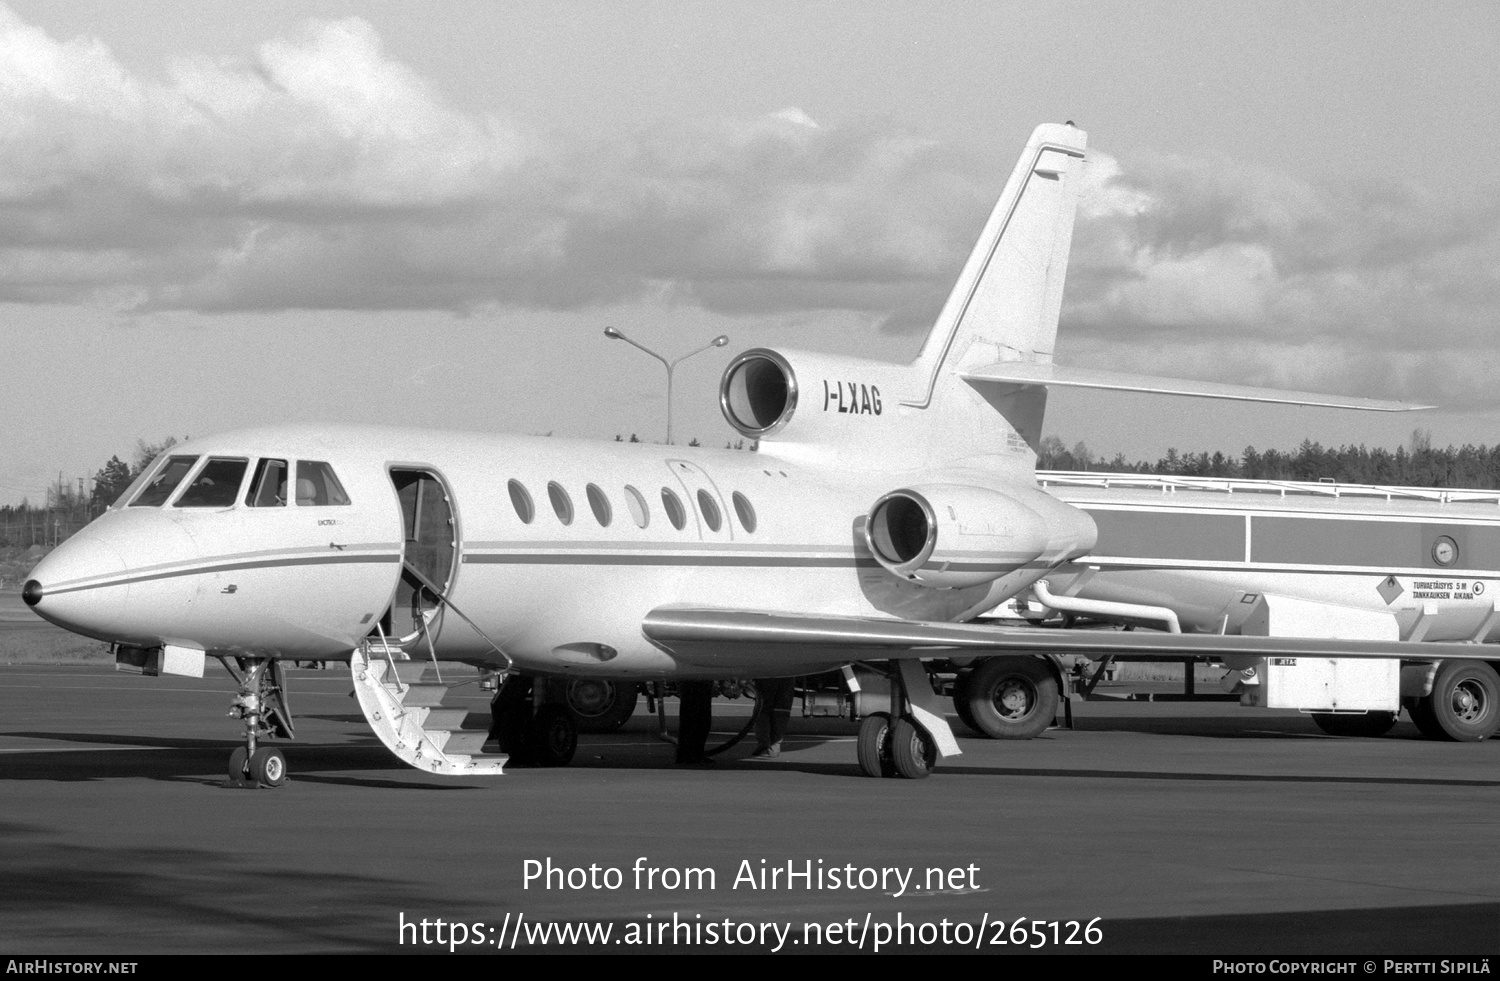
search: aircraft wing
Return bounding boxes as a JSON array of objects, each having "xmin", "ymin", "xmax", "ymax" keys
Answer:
[
  {"xmin": 961, "ymin": 362, "xmax": 1433, "ymax": 412},
  {"xmin": 642, "ymin": 606, "xmax": 1488, "ymax": 668}
]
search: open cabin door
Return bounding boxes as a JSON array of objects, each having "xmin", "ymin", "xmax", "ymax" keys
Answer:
[{"xmin": 383, "ymin": 468, "xmax": 458, "ymax": 646}]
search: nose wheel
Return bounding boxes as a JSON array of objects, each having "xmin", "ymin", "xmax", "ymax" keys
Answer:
[{"xmin": 222, "ymin": 657, "xmax": 295, "ymax": 788}]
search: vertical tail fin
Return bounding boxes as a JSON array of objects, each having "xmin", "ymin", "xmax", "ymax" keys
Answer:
[{"xmin": 903, "ymin": 123, "xmax": 1087, "ymax": 410}]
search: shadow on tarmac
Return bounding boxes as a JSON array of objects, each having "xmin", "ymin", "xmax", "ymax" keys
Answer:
[{"xmin": 4, "ymin": 723, "xmax": 1495, "ymax": 789}]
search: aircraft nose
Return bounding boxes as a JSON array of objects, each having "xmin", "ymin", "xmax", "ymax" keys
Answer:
[{"xmin": 24, "ymin": 532, "xmax": 130, "ymax": 641}]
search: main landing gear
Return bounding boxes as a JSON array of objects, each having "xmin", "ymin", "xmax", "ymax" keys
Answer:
[
  {"xmin": 856, "ymin": 660, "xmax": 959, "ymax": 780},
  {"xmin": 222, "ymin": 657, "xmax": 295, "ymax": 788},
  {"xmin": 489, "ymin": 676, "xmax": 579, "ymax": 768}
]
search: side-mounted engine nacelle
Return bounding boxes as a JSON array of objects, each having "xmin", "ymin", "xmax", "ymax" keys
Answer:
[
  {"xmin": 864, "ymin": 483, "xmax": 1091, "ymax": 589},
  {"xmin": 720, "ymin": 347, "xmax": 908, "ymax": 444}
]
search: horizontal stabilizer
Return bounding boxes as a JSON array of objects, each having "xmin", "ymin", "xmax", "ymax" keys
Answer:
[{"xmin": 961, "ymin": 362, "xmax": 1432, "ymax": 412}]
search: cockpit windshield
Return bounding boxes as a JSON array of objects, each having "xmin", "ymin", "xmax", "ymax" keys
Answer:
[
  {"xmin": 246, "ymin": 459, "xmax": 288, "ymax": 507},
  {"xmin": 174, "ymin": 458, "xmax": 249, "ymax": 508},
  {"xmin": 128, "ymin": 455, "xmax": 199, "ymax": 507},
  {"xmin": 123, "ymin": 454, "xmax": 347, "ymax": 509}
]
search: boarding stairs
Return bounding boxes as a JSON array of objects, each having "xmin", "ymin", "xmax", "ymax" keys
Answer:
[{"xmin": 350, "ymin": 640, "xmax": 507, "ymax": 776}]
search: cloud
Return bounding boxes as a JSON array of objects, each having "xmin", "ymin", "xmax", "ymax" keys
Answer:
[
  {"xmin": 1061, "ymin": 149, "xmax": 1500, "ymax": 406},
  {"xmin": 0, "ymin": 5, "xmax": 1497, "ymax": 408},
  {"xmin": 0, "ymin": 8, "xmax": 976, "ymax": 317}
]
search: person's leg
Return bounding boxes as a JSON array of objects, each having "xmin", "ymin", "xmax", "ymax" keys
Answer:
[{"xmin": 752, "ymin": 678, "xmax": 794, "ymax": 757}]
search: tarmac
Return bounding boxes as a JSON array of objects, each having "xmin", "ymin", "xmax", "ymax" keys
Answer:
[{"xmin": 0, "ymin": 613, "xmax": 1496, "ymax": 955}]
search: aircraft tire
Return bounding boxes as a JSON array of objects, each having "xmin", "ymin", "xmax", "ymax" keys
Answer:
[
  {"xmin": 965, "ymin": 656, "xmax": 1058, "ymax": 740},
  {"xmin": 1310, "ymin": 711, "xmax": 1397, "ymax": 737},
  {"xmin": 1424, "ymin": 661, "xmax": 1500, "ymax": 742},
  {"xmin": 528, "ymin": 704, "xmax": 578, "ymax": 767},
  {"xmin": 227, "ymin": 747, "xmax": 249, "ymax": 782},
  {"xmin": 890, "ymin": 718, "xmax": 937, "ymax": 780},
  {"xmin": 856, "ymin": 712, "xmax": 896, "ymax": 778},
  {"xmin": 564, "ymin": 680, "xmax": 639, "ymax": 733},
  {"xmin": 249, "ymin": 747, "xmax": 287, "ymax": 787}
]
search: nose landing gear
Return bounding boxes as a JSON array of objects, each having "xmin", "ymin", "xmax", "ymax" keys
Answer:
[{"xmin": 222, "ymin": 658, "xmax": 295, "ymax": 788}]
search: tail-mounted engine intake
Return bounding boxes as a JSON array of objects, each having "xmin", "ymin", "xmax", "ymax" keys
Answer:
[
  {"xmin": 864, "ymin": 484, "xmax": 1055, "ymax": 589},
  {"xmin": 721, "ymin": 349, "xmax": 797, "ymax": 438},
  {"xmin": 720, "ymin": 347, "xmax": 911, "ymax": 447}
]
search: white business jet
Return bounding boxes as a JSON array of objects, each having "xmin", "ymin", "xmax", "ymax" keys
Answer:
[{"xmin": 23, "ymin": 123, "xmax": 1479, "ymax": 786}]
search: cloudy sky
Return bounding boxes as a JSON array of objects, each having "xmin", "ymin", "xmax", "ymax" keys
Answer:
[{"xmin": 2, "ymin": 0, "xmax": 1498, "ymax": 504}]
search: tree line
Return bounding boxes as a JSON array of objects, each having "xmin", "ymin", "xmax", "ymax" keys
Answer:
[
  {"xmin": 0, "ymin": 438, "xmax": 177, "ymax": 548},
  {"xmin": 1037, "ymin": 430, "xmax": 1500, "ymax": 488}
]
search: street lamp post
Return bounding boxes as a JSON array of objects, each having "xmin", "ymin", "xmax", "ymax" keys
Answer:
[{"xmin": 603, "ymin": 327, "xmax": 729, "ymax": 444}]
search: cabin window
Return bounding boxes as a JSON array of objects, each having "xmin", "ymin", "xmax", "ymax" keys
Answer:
[
  {"xmin": 246, "ymin": 459, "xmax": 288, "ymax": 507},
  {"xmin": 508, "ymin": 480, "xmax": 534, "ymax": 524},
  {"xmin": 175, "ymin": 457, "xmax": 250, "ymax": 508},
  {"xmin": 696, "ymin": 489, "xmax": 722, "ymax": 532},
  {"xmin": 661, "ymin": 488, "xmax": 687, "ymax": 530},
  {"xmin": 128, "ymin": 455, "xmax": 199, "ymax": 507},
  {"xmin": 548, "ymin": 481, "xmax": 574, "ymax": 525},
  {"xmin": 624, "ymin": 485, "xmax": 649, "ymax": 528},
  {"xmin": 585, "ymin": 483, "xmax": 612, "ymax": 527},
  {"xmin": 732, "ymin": 491, "xmax": 757, "ymax": 533},
  {"xmin": 294, "ymin": 461, "xmax": 351, "ymax": 506}
]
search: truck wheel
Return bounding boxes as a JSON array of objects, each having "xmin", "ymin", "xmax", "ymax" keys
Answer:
[
  {"xmin": 564, "ymin": 680, "xmax": 638, "ymax": 733},
  {"xmin": 1421, "ymin": 661, "xmax": 1500, "ymax": 742},
  {"xmin": 890, "ymin": 718, "xmax": 937, "ymax": 779},
  {"xmin": 1405, "ymin": 696, "xmax": 1444, "ymax": 739},
  {"xmin": 964, "ymin": 656, "xmax": 1058, "ymax": 740},
  {"xmin": 951, "ymin": 671, "xmax": 982, "ymax": 736},
  {"xmin": 1311, "ymin": 712, "xmax": 1397, "ymax": 737}
]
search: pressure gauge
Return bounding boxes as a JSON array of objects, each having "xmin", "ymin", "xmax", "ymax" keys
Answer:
[{"xmin": 1432, "ymin": 536, "xmax": 1459, "ymax": 567}]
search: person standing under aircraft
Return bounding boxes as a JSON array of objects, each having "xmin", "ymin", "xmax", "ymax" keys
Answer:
[{"xmin": 750, "ymin": 677, "xmax": 795, "ymax": 758}]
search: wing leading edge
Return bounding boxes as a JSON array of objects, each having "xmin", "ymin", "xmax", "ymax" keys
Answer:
[{"xmin": 642, "ymin": 606, "xmax": 1489, "ymax": 668}]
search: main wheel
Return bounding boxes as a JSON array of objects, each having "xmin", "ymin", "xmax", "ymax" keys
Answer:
[
  {"xmin": 856, "ymin": 712, "xmax": 896, "ymax": 778},
  {"xmin": 890, "ymin": 718, "xmax": 937, "ymax": 780},
  {"xmin": 964, "ymin": 657, "xmax": 1058, "ymax": 740},
  {"xmin": 227, "ymin": 746, "xmax": 249, "ymax": 782},
  {"xmin": 1311, "ymin": 711, "xmax": 1398, "ymax": 737},
  {"xmin": 564, "ymin": 680, "xmax": 639, "ymax": 733},
  {"xmin": 248, "ymin": 747, "xmax": 287, "ymax": 787},
  {"xmin": 1423, "ymin": 661, "xmax": 1500, "ymax": 741},
  {"xmin": 527, "ymin": 704, "xmax": 578, "ymax": 767}
]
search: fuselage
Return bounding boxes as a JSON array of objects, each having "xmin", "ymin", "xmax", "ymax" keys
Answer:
[{"xmin": 25, "ymin": 424, "xmax": 1094, "ymax": 679}]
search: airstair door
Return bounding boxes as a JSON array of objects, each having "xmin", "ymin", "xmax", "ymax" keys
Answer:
[{"xmin": 388, "ymin": 468, "xmax": 458, "ymax": 644}]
